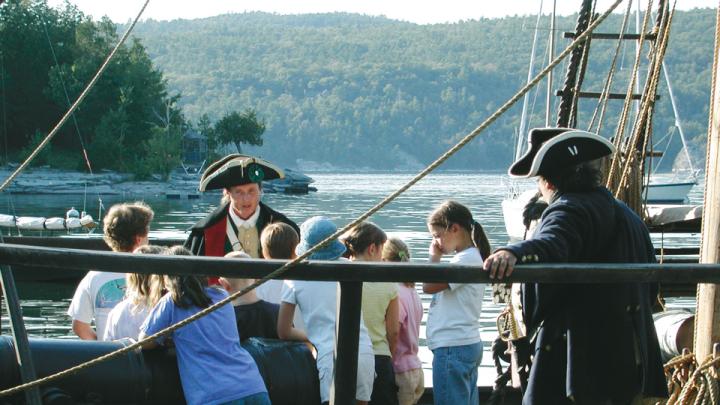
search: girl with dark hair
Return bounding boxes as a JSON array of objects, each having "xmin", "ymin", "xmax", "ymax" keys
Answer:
[
  {"xmin": 343, "ymin": 222, "xmax": 400, "ymax": 405},
  {"xmin": 139, "ymin": 246, "xmax": 269, "ymax": 405},
  {"xmin": 424, "ymin": 200, "xmax": 489, "ymax": 405}
]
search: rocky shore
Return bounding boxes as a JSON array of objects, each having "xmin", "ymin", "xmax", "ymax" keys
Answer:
[{"xmin": 0, "ymin": 166, "xmax": 204, "ymax": 197}]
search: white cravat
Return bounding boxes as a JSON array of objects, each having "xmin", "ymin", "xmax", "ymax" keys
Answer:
[{"xmin": 228, "ymin": 204, "xmax": 260, "ymax": 229}]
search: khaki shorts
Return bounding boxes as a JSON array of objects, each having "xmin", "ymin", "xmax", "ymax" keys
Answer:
[{"xmin": 395, "ymin": 368, "xmax": 425, "ymax": 405}]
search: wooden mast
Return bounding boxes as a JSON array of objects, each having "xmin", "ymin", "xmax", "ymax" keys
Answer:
[{"xmin": 694, "ymin": 2, "xmax": 720, "ymax": 362}]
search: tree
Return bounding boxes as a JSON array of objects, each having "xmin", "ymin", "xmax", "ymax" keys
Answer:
[
  {"xmin": 0, "ymin": 0, "xmax": 186, "ymax": 176},
  {"xmin": 141, "ymin": 97, "xmax": 185, "ymax": 180},
  {"xmin": 195, "ymin": 113, "xmax": 219, "ymax": 161},
  {"xmin": 213, "ymin": 109, "xmax": 265, "ymax": 154}
]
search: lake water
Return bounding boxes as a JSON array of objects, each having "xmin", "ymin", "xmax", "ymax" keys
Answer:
[{"xmin": 0, "ymin": 172, "xmax": 703, "ymax": 386}]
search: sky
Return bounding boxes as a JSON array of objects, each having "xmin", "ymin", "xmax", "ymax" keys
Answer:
[{"xmin": 47, "ymin": 0, "xmax": 718, "ymax": 25}]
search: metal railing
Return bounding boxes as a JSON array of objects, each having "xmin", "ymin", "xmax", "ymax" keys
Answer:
[{"xmin": 1, "ymin": 243, "xmax": 720, "ymax": 404}]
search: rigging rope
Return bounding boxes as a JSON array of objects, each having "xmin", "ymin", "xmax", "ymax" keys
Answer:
[
  {"xmin": 587, "ymin": 0, "xmax": 634, "ymax": 135},
  {"xmin": 39, "ymin": 14, "xmax": 93, "ymax": 175},
  {"xmin": 557, "ymin": 0, "xmax": 593, "ymax": 128},
  {"xmin": 0, "ymin": 0, "xmax": 626, "ymax": 397},
  {"xmin": 0, "ymin": 0, "xmax": 150, "ymax": 194},
  {"xmin": 614, "ymin": 0, "xmax": 675, "ymax": 206},
  {"xmin": 0, "ymin": 52, "xmax": 7, "ymax": 164},
  {"xmin": 606, "ymin": 0, "xmax": 653, "ymax": 188}
]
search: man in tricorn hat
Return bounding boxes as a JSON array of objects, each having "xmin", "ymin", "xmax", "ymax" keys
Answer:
[
  {"xmin": 185, "ymin": 154, "xmax": 299, "ymax": 264},
  {"xmin": 483, "ymin": 129, "xmax": 667, "ymax": 404}
]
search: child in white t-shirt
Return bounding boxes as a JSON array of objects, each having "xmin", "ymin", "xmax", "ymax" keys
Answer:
[
  {"xmin": 277, "ymin": 216, "xmax": 375, "ymax": 405},
  {"xmin": 103, "ymin": 245, "xmax": 166, "ymax": 341},
  {"xmin": 67, "ymin": 201, "xmax": 154, "ymax": 340},
  {"xmin": 424, "ymin": 200, "xmax": 490, "ymax": 405}
]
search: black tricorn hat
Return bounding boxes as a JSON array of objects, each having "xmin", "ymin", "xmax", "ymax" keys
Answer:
[
  {"xmin": 198, "ymin": 154, "xmax": 284, "ymax": 192},
  {"xmin": 509, "ymin": 128, "xmax": 615, "ymax": 178}
]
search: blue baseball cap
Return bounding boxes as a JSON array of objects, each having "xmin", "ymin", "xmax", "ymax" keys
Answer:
[{"xmin": 295, "ymin": 216, "xmax": 346, "ymax": 260}]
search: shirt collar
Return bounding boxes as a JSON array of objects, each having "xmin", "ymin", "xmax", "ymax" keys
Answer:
[{"xmin": 228, "ymin": 203, "xmax": 260, "ymax": 229}]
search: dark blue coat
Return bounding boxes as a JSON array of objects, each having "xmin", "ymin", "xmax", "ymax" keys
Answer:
[{"xmin": 504, "ymin": 187, "xmax": 667, "ymax": 404}]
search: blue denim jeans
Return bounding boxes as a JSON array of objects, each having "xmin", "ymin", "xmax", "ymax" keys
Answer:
[
  {"xmin": 431, "ymin": 342, "xmax": 483, "ymax": 405},
  {"xmin": 219, "ymin": 392, "xmax": 271, "ymax": 405}
]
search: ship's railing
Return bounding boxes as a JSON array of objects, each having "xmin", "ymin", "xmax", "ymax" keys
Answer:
[{"xmin": 1, "ymin": 243, "xmax": 720, "ymax": 404}]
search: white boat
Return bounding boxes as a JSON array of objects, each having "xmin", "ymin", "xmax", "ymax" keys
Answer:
[
  {"xmin": 0, "ymin": 208, "xmax": 95, "ymax": 232},
  {"xmin": 502, "ymin": 189, "xmax": 540, "ymax": 241},
  {"xmin": 646, "ymin": 181, "xmax": 696, "ymax": 205}
]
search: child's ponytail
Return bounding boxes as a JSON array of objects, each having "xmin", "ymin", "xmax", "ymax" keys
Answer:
[{"xmin": 470, "ymin": 220, "xmax": 491, "ymax": 259}]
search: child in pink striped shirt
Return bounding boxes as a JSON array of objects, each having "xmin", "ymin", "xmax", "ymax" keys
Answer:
[{"xmin": 383, "ymin": 238, "xmax": 424, "ymax": 405}]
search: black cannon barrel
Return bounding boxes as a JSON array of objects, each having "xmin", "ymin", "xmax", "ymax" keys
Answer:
[
  {"xmin": 0, "ymin": 336, "xmax": 318, "ymax": 405},
  {"xmin": 0, "ymin": 337, "xmax": 152, "ymax": 404}
]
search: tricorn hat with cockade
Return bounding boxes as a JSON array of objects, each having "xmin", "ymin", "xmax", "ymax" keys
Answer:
[{"xmin": 198, "ymin": 154, "xmax": 284, "ymax": 191}]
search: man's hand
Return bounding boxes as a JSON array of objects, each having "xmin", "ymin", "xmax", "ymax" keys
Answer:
[{"xmin": 483, "ymin": 250, "xmax": 517, "ymax": 280}]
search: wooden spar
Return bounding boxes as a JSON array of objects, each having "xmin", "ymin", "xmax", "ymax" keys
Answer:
[
  {"xmin": 1, "ymin": 235, "xmax": 699, "ymax": 255},
  {"xmin": 331, "ymin": 282, "xmax": 362, "ymax": 405},
  {"xmin": 0, "ymin": 235, "xmax": 184, "ymax": 250},
  {"xmin": 0, "ymin": 243, "xmax": 720, "ymax": 284},
  {"xmin": 695, "ymin": 3, "xmax": 720, "ymax": 361},
  {"xmin": 0, "ymin": 267, "xmax": 42, "ymax": 404},
  {"xmin": 0, "ymin": 237, "xmax": 41, "ymax": 405}
]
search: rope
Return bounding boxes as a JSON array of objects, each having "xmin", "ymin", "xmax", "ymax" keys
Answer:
[
  {"xmin": 39, "ymin": 14, "xmax": 93, "ymax": 175},
  {"xmin": 568, "ymin": 24, "xmax": 593, "ymax": 129},
  {"xmin": 568, "ymin": 1, "xmax": 598, "ymax": 129},
  {"xmin": 556, "ymin": 0, "xmax": 593, "ymax": 128},
  {"xmin": 615, "ymin": 3, "xmax": 675, "ymax": 208},
  {"xmin": 0, "ymin": 0, "xmax": 625, "ymax": 397},
  {"xmin": 606, "ymin": 0, "xmax": 653, "ymax": 188},
  {"xmin": 0, "ymin": 0, "xmax": 150, "ymax": 193},
  {"xmin": 587, "ymin": 0, "xmax": 634, "ymax": 134},
  {"xmin": 672, "ymin": 354, "xmax": 720, "ymax": 405},
  {"xmin": 613, "ymin": 0, "xmax": 674, "ymax": 206}
]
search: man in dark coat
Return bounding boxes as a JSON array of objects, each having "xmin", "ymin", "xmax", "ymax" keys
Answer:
[
  {"xmin": 484, "ymin": 129, "xmax": 667, "ymax": 404},
  {"xmin": 185, "ymin": 154, "xmax": 299, "ymax": 266}
]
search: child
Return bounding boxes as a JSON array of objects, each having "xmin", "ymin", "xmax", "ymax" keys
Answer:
[
  {"xmin": 277, "ymin": 216, "xmax": 375, "ymax": 405},
  {"xmin": 382, "ymin": 238, "xmax": 424, "ymax": 405},
  {"xmin": 259, "ymin": 222, "xmax": 306, "ymax": 332},
  {"xmin": 424, "ymin": 200, "xmax": 490, "ymax": 405},
  {"xmin": 219, "ymin": 251, "xmax": 280, "ymax": 341},
  {"xmin": 343, "ymin": 222, "xmax": 400, "ymax": 405},
  {"xmin": 258, "ymin": 222, "xmax": 300, "ymax": 304},
  {"xmin": 68, "ymin": 201, "xmax": 154, "ymax": 340},
  {"xmin": 103, "ymin": 244, "xmax": 166, "ymax": 341},
  {"xmin": 140, "ymin": 246, "xmax": 268, "ymax": 405}
]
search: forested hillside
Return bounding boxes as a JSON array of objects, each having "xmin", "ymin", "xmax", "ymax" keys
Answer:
[{"xmin": 129, "ymin": 9, "xmax": 715, "ymax": 171}]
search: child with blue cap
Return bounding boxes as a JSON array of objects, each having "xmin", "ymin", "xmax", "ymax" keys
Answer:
[{"xmin": 277, "ymin": 216, "xmax": 375, "ymax": 405}]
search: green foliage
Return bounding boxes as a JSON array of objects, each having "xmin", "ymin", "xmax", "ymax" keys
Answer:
[
  {"xmin": 1, "ymin": 4, "xmax": 715, "ymax": 173},
  {"xmin": 19, "ymin": 131, "xmax": 52, "ymax": 167},
  {"xmin": 142, "ymin": 125, "xmax": 183, "ymax": 181},
  {"xmin": 213, "ymin": 110, "xmax": 265, "ymax": 154},
  {"xmin": 0, "ymin": 0, "xmax": 184, "ymax": 177},
  {"xmin": 88, "ymin": 107, "xmax": 129, "ymax": 171},
  {"xmin": 128, "ymin": 10, "xmax": 716, "ymax": 171}
]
